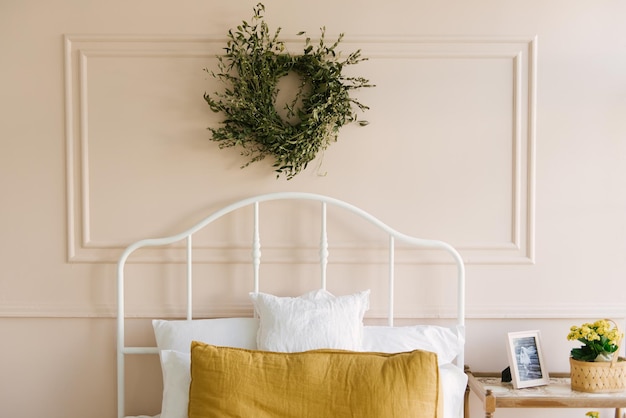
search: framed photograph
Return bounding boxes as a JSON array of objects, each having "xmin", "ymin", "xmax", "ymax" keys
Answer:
[{"xmin": 506, "ymin": 330, "xmax": 550, "ymax": 389}]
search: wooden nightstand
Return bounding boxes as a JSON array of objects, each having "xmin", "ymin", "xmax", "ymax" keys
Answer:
[{"xmin": 465, "ymin": 367, "xmax": 626, "ymax": 418}]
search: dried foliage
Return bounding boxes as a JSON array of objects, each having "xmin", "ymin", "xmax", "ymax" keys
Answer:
[{"xmin": 204, "ymin": 3, "xmax": 373, "ymax": 179}]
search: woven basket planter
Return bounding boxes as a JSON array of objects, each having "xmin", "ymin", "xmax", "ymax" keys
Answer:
[{"xmin": 570, "ymin": 356, "xmax": 626, "ymax": 393}]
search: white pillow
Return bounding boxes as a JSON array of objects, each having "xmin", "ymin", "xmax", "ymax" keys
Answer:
[
  {"xmin": 152, "ymin": 317, "xmax": 259, "ymax": 352},
  {"xmin": 159, "ymin": 350, "xmax": 190, "ymax": 418},
  {"xmin": 152, "ymin": 318, "xmax": 259, "ymax": 418},
  {"xmin": 249, "ymin": 289, "xmax": 370, "ymax": 352},
  {"xmin": 362, "ymin": 324, "xmax": 465, "ymax": 365}
]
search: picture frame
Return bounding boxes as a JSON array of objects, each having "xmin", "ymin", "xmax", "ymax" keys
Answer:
[{"xmin": 506, "ymin": 330, "xmax": 550, "ymax": 389}]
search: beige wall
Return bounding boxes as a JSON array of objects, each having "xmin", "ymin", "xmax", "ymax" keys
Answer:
[{"xmin": 1, "ymin": 1, "xmax": 625, "ymax": 417}]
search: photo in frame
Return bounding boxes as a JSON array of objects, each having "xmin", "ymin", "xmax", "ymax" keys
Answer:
[{"xmin": 506, "ymin": 330, "xmax": 550, "ymax": 389}]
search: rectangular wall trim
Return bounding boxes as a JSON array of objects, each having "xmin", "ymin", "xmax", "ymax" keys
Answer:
[{"xmin": 64, "ymin": 35, "xmax": 537, "ymax": 265}]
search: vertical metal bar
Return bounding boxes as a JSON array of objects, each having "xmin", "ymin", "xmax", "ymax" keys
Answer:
[
  {"xmin": 186, "ymin": 235, "xmax": 192, "ymax": 320},
  {"xmin": 388, "ymin": 235, "xmax": 395, "ymax": 327},
  {"xmin": 320, "ymin": 202, "xmax": 328, "ymax": 290},
  {"xmin": 116, "ymin": 265, "xmax": 125, "ymax": 418},
  {"xmin": 451, "ymin": 248, "xmax": 466, "ymax": 369},
  {"xmin": 252, "ymin": 202, "xmax": 261, "ymax": 294}
]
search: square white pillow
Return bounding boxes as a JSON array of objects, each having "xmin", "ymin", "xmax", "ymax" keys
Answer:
[
  {"xmin": 361, "ymin": 324, "xmax": 465, "ymax": 365},
  {"xmin": 249, "ymin": 289, "xmax": 370, "ymax": 352},
  {"xmin": 152, "ymin": 317, "xmax": 259, "ymax": 353},
  {"xmin": 152, "ymin": 318, "xmax": 259, "ymax": 418}
]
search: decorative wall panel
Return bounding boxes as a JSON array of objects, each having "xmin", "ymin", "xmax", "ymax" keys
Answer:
[{"xmin": 65, "ymin": 35, "xmax": 536, "ymax": 264}]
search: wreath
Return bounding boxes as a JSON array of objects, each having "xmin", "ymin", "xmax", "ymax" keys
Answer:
[{"xmin": 204, "ymin": 3, "xmax": 373, "ymax": 179}]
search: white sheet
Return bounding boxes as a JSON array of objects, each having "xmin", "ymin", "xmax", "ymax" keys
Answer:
[{"xmin": 440, "ymin": 363, "xmax": 469, "ymax": 418}]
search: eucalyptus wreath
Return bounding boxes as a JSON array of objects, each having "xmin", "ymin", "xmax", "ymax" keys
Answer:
[{"xmin": 204, "ymin": 3, "xmax": 373, "ymax": 179}]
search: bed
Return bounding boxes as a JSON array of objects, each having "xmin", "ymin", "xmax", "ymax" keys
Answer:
[{"xmin": 117, "ymin": 192, "xmax": 467, "ymax": 418}]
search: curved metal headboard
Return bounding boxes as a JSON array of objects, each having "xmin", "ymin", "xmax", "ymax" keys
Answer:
[{"xmin": 116, "ymin": 192, "xmax": 466, "ymax": 418}]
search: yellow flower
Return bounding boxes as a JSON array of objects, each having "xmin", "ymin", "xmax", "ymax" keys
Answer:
[
  {"xmin": 567, "ymin": 326, "xmax": 583, "ymax": 341},
  {"xmin": 587, "ymin": 332, "xmax": 600, "ymax": 341},
  {"xmin": 586, "ymin": 411, "xmax": 599, "ymax": 418},
  {"xmin": 594, "ymin": 320, "xmax": 609, "ymax": 334},
  {"xmin": 568, "ymin": 319, "xmax": 623, "ymax": 362}
]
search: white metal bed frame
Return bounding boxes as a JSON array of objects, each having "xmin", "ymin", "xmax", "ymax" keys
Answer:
[{"xmin": 116, "ymin": 192, "xmax": 466, "ymax": 418}]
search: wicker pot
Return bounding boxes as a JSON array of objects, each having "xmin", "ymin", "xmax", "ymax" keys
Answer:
[{"xmin": 569, "ymin": 356, "xmax": 626, "ymax": 393}]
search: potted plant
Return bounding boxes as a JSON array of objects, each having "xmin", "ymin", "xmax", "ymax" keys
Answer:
[{"xmin": 567, "ymin": 319, "xmax": 626, "ymax": 392}]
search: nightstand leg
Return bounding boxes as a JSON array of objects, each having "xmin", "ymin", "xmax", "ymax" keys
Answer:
[
  {"xmin": 484, "ymin": 389, "xmax": 495, "ymax": 418},
  {"xmin": 614, "ymin": 407, "xmax": 620, "ymax": 418}
]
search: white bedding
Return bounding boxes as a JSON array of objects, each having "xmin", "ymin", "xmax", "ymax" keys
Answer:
[
  {"xmin": 440, "ymin": 363, "xmax": 469, "ymax": 418},
  {"xmin": 146, "ymin": 303, "xmax": 467, "ymax": 418}
]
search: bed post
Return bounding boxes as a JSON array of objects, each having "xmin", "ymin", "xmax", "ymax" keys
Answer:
[
  {"xmin": 252, "ymin": 201, "xmax": 261, "ymax": 294},
  {"xmin": 388, "ymin": 235, "xmax": 395, "ymax": 327},
  {"xmin": 186, "ymin": 235, "xmax": 193, "ymax": 320},
  {"xmin": 116, "ymin": 250, "xmax": 127, "ymax": 418},
  {"xmin": 320, "ymin": 202, "xmax": 328, "ymax": 290}
]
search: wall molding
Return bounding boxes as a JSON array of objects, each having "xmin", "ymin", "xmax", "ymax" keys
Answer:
[
  {"xmin": 2, "ymin": 301, "xmax": 623, "ymax": 320},
  {"xmin": 64, "ymin": 35, "xmax": 537, "ymax": 265}
]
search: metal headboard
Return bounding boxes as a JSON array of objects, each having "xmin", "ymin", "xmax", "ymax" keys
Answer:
[{"xmin": 116, "ymin": 192, "xmax": 466, "ymax": 418}]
